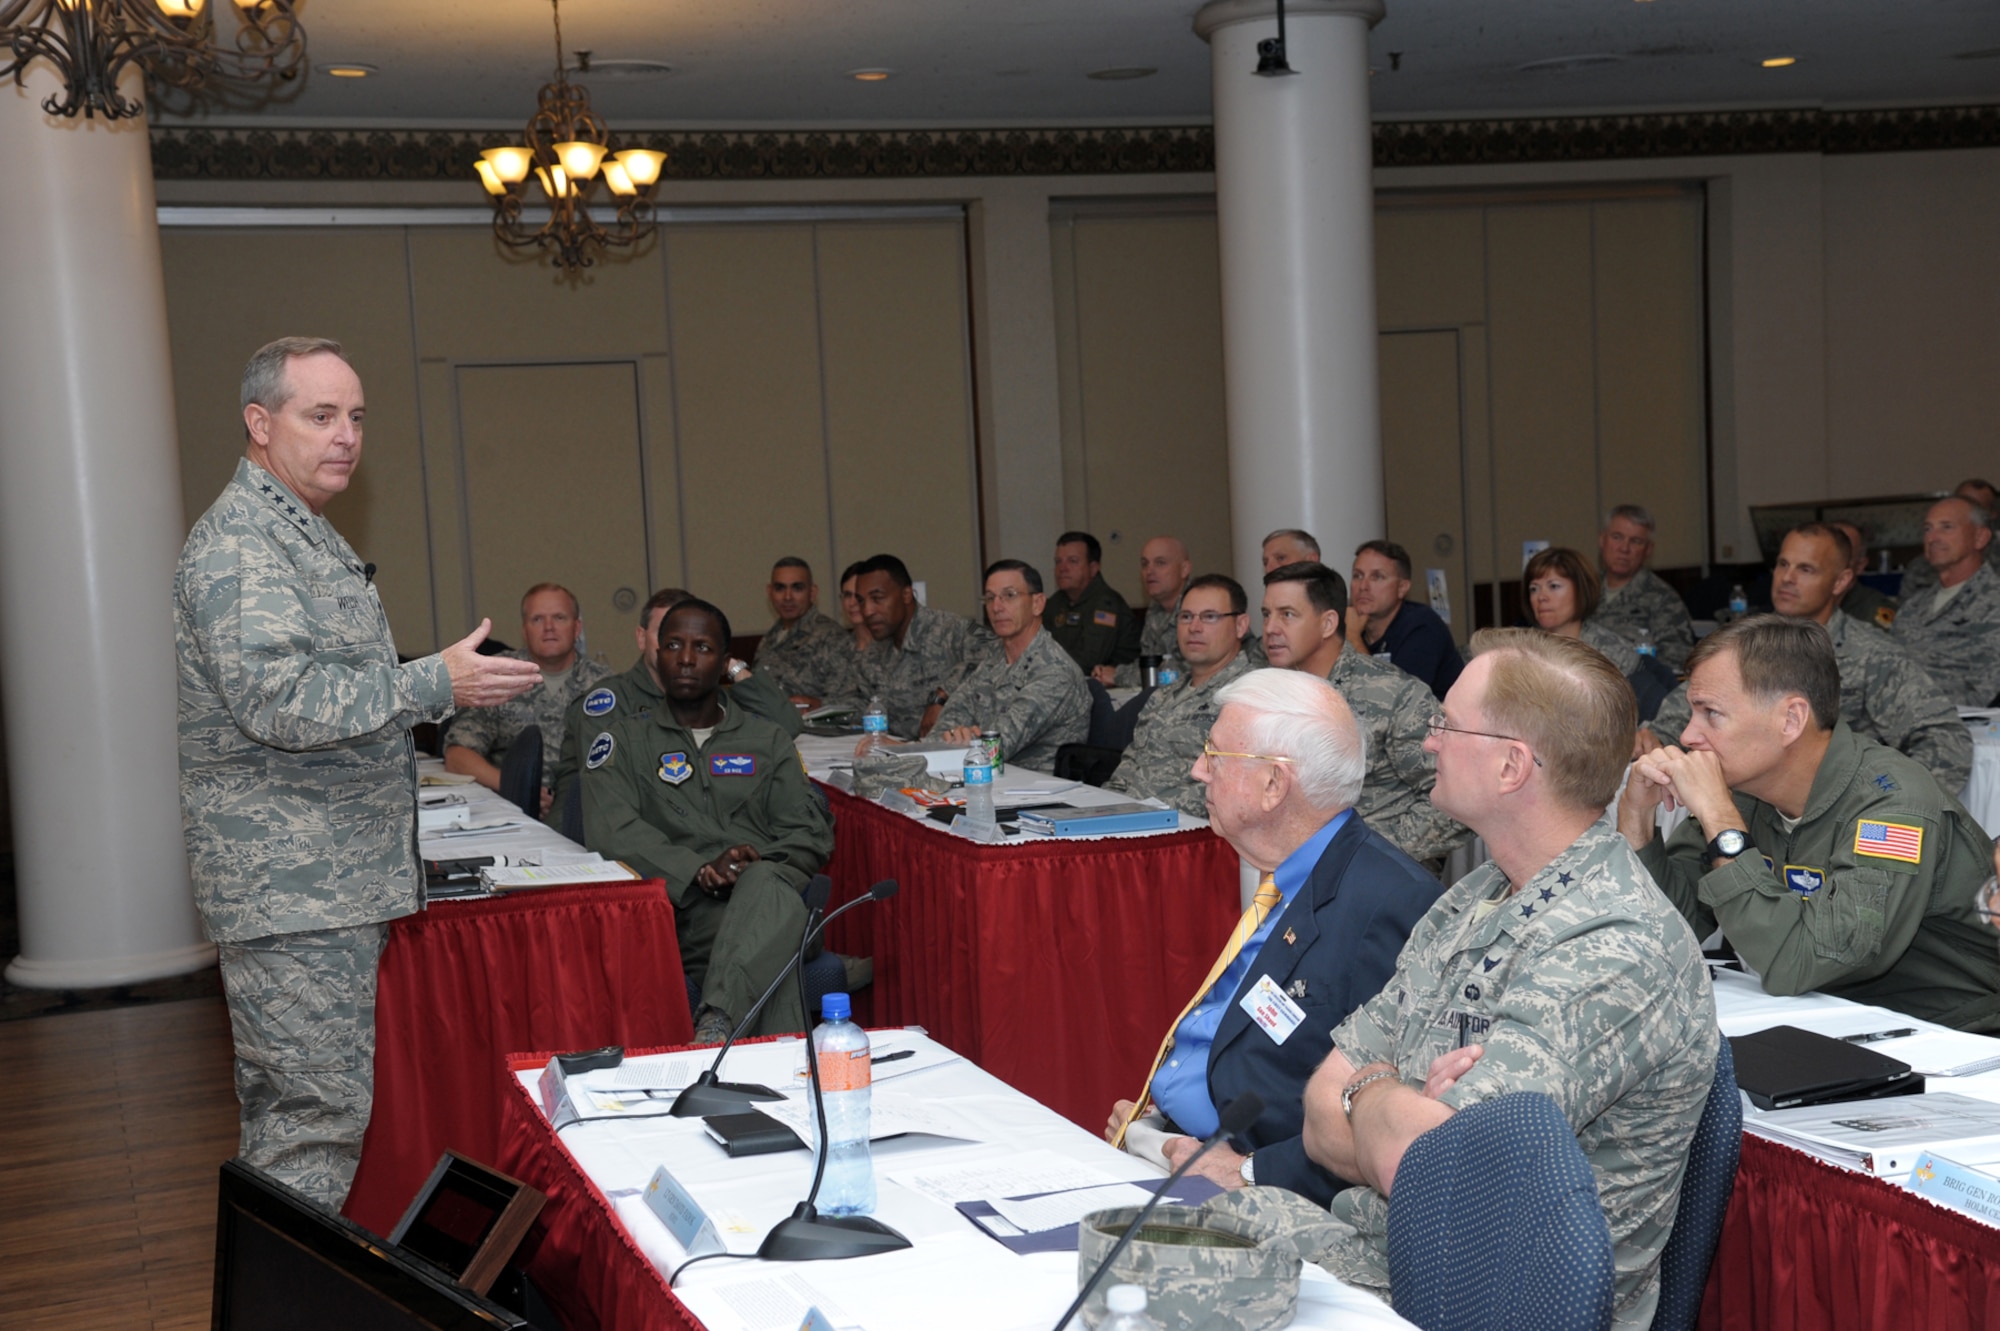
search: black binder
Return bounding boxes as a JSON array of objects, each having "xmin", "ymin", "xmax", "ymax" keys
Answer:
[
  {"xmin": 1728, "ymin": 1024, "xmax": 1923, "ymax": 1111},
  {"xmin": 702, "ymin": 1109, "xmax": 808, "ymax": 1157}
]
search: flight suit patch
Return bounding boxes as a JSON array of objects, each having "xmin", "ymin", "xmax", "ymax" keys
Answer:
[
  {"xmin": 585, "ymin": 733, "xmax": 615, "ymax": 769},
  {"xmin": 583, "ymin": 687, "xmax": 617, "ymax": 717},
  {"xmin": 1782, "ymin": 864, "xmax": 1825, "ymax": 895},
  {"xmin": 1094, "ymin": 609, "xmax": 1118, "ymax": 627},
  {"xmin": 659, "ymin": 752, "xmax": 693, "ymax": 785},
  {"xmin": 710, "ymin": 754, "xmax": 757, "ymax": 776}
]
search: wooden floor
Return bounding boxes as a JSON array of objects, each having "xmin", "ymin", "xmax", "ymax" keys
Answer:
[{"xmin": 0, "ymin": 997, "xmax": 238, "ymax": 1330}]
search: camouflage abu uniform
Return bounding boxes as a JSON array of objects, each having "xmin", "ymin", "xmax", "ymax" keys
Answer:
[
  {"xmin": 176, "ymin": 458, "xmax": 455, "ymax": 1205},
  {"xmin": 1898, "ymin": 541, "xmax": 2000, "ymax": 602},
  {"xmin": 1108, "ymin": 652, "xmax": 1255, "ymax": 816},
  {"xmin": 1329, "ymin": 648, "xmax": 1471, "ymax": 864},
  {"xmin": 1235, "ymin": 822, "xmax": 1715, "ymax": 1331},
  {"xmin": 1648, "ymin": 609, "xmax": 1973, "ymax": 792},
  {"xmin": 1638, "ymin": 721, "xmax": 2000, "ymax": 1032},
  {"xmin": 1580, "ymin": 620, "xmax": 1642, "ymax": 678},
  {"xmin": 1589, "ymin": 568, "xmax": 1695, "ymax": 672},
  {"xmin": 932, "ymin": 626, "xmax": 1091, "ymax": 771},
  {"xmin": 581, "ymin": 696, "xmax": 834, "ymax": 1035},
  {"xmin": 1893, "ymin": 562, "xmax": 2000, "ymax": 707},
  {"xmin": 551, "ymin": 654, "xmax": 803, "ymax": 819},
  {"xmin": 441, "ymin": 649, "xmax": 612, "ymax": 787},
  {"xmin": 844, "ymin": 604, "xmax": 995, "ymax": 738},
  {"xmin": 1043, "ymin": 572, "xmax": 1142, "ymax": 673},
  {"xmin": 753, "ymin": 609, "xmax": 858, "ymax": 700}
]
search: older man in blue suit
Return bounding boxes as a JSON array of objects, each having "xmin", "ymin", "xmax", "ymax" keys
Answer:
[{"xmin": 1105, "ymin": 668, "xmax": 1444, "ymax": 1205}]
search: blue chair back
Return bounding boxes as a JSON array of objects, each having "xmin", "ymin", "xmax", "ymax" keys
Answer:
[
  {"xmin": 1387, "ymin": 1092, "xmax": 1614, "ymax": 1331},
  {"xmin": 1652, "ymin": 1039, "xmax": 1741, "ymax": 1331},
  {"xmin": 497, "ymin": 724, "xmax": 543, "ymax": 818}
]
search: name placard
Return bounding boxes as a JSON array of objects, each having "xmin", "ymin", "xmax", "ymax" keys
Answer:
[
  {"xmin": 799, "ymin": 1308, "xmax": 838, "ymax": 1331},
  {"xmin": 537, "ymin": 1058, "xmax": 582, "ymax": 1131},
  {"xmin": 1906, "ymin": 1152, "xmax": 2000, "ymax": 1227},
  {"xmin": 644, "ymin": 1164, "xmax": 725, "ymax": 1258}
]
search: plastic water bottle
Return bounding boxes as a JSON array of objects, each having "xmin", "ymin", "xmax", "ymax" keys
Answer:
[
  {"xmin": 812, "ymin": 993, "xmax": 875, "ymax": 1215},
  {"xmin": 962, "ymin": 742, "xmax": 996, "ymax": 833},
  {"xmin": 1101, "ymin": 1285, "xmax": 1162, "ymax": 1331},
  {"xmin": 1157, "ymin": 667, "xmax": 1180, "ymax": 687},
  {"xmin": 1728, "ymin": 584, "xmax": 1749, "ymax": 616},
  {"xmin": 1635, "ymin": 626, "xmax": 1657, "ymax": 659},
  {"xmin": 858, "ymin": 696, "xmax": 889, "ymax": 755}
]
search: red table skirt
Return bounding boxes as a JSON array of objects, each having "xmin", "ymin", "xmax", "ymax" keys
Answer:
[
  {"xmin": 343, "ymin": 881, "xmax": 694, "ymax": 1236},
  {"xmin": 1699, "ymin": 1134, "xmax": 2000, "ymax": 1330},
  {"xmin": 817, "ymin": 784, "xmax": 1242, "ymax": 1130}
]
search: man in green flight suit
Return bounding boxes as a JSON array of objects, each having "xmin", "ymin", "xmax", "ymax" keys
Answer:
[
  {"xmin": 1619, "ymin": 614, "xmax": 2000, "ymax": 1032},
  {"xmin": 550, "ymin": 586, "xmax": 802, "ymax": 822},
  {"xmin": 1043, "ymin": 530, "xmax": 1141, "ymax": 681},
  {"xmin": 582, "ymin": 599, "xmax": 835, "ymax": 1044}
]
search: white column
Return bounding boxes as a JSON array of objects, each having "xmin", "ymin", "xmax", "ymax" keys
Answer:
[
  {"xmin": 0, "ymin": 67, "xmax": 211, "ymax": 986},
  {"xmin": 1195, "ymin": 0, "xmax": 1386, "ymax": 592}
]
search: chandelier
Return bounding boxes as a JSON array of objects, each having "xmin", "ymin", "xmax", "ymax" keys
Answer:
[
  {"xmin": 0, "ymin": 0, "xmax": 305, "ymax": 121},
  {"xmin": 476, "ymin": 0, "xmax": 666, "ymax": 272}
]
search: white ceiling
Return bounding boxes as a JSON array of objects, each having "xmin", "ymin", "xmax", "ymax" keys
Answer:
[{"xmin": 154, "ymin": 0, "xmax": 2000, "ymax": 128}]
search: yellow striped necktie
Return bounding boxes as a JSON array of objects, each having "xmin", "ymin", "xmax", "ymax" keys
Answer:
[{"xmin": 1113, "ymin": 871, "xmax": 1284, "ymax": 1149}]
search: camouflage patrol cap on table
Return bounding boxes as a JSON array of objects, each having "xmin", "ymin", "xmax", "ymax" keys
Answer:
[
  {"xmin": 1074, "ymin": 1202, "xmax": 1303, "ymax": 1331},
  {"xmin": 851, "ymin": 748, "xmax": 945, "ymax": 800}
]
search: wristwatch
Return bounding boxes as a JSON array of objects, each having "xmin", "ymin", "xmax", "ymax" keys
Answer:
[
  {"xmin": 1239, "ymin": 1153, "xmax": 1255, "ymax": 1186},
  {"xmin": 726, "ymin": 660, "xmax": 750, "ymax": 682},
  {"xmin": 1703, "ymin": 827, "xmax": 1749, "ymax": 866},
  {"xmin": 1342, "ymin": 1068, "xmax": 1399, "ymax": 1119}
]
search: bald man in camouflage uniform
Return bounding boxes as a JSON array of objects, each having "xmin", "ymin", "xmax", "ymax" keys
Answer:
[
  {"xmin": 177, "ymin": 338, "xmax": 538, "ymax": 1205},
  {"xmin": 1894, "ymin": 497, "xmax": 2000, "ymax": 707},
  {"xmin": 1230, "ymin": 631, "xmax": 1715, "ymax": 1331},
  {"xmin": 1112, "ymin": 536, "xmax": 1192, "ymax": 687},
  {"xmin": 754, "ymin": 558, "xmax": 858, "ymax": 702},
  {"xmin": 1109, "ymin": 575, "xmax": 1256, "ymax": 816}
]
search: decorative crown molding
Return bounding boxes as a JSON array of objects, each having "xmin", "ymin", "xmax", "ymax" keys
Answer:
[{"xmin": 150, "ymin": 103, "xmax": 1997, "ymax": 182}]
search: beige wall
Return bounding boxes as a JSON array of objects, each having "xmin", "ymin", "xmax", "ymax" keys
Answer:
[{"xmin": 160, "ymin": 214, "xmax": 979, "ymax": 656}]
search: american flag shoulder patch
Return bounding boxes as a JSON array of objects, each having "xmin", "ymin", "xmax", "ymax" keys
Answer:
[
  {"xmin": 1094, "ymin": 609, "xmax": 1119, "ymax": 627},
  {"xmin": 1854, "ymin": 819, "xmax": 1924, "ymax": 864}
]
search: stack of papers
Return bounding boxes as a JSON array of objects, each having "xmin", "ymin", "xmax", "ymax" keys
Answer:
[
  {"xmin": 482, "ymin": 858, "xmax": 640, "ymax": 889},
  {"xmin": 1746, "ymin": 1092, "xmax": 2000, "ymax": 1176},
  {"xmin": 1856, "ymin": 1030, "xmax": 2000, "ymax": 1079}
]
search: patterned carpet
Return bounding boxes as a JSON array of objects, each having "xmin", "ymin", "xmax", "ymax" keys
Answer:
[{"xmin": 0, "ymin": 854, "xmax": 222, "ymax": 1022}]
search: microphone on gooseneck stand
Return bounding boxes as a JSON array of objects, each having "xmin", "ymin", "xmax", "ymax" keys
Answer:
[
  {"xmin": 756, "ymin": 879, "xmax": 913, "ymax": 1262},
  {"xmin": 668, "ymin": 877, "xmax": 899, "ymax": 1118},
  {"xmin": 1049, "ymin": 1093, "xmax": 1266, "ymax": 1331}
]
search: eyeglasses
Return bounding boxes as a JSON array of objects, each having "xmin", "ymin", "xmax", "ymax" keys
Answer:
[
  {"xmin": 981, "ymin": 589, "xmax": 1031, "ymax": 605},
  {"xmin": 1201, "ymin": 742, "xmax": 1294, "ymax": 766},
  {"xmin": 1175, "ymin": 610, "xmax": 1237, "ymax": 626},
  {"xmin": 1425, "ymin": 713, "xmax": 1544, "ymax": 768}
]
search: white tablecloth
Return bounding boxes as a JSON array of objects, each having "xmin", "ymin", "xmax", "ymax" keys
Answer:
[
  {"xmin": 1958, "ymin": 715, "xmax": 2000, "ymax": 839},
  {"xmin": 522, "ymin": 1034, "xmax": 1414, "ymax": 1331}
]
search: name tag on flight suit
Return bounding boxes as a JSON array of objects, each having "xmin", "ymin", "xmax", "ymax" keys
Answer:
[{"xmin": 1240, "ymin": 974, "xmax": 1306, "ymax": 1045}]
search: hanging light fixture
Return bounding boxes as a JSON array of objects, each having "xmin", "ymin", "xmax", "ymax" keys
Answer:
[
  {"xmin": 0, "ymin": 0, "xmax": 306, "ymax": 121},
  {"xmin": 479, "ymin": 0, "xmax": 666, "ymax": 272}
]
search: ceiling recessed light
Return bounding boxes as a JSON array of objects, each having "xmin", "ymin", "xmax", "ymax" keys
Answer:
[
  {"xmin": 320, "ymin": 63, "xmax": 378, "ymax": 79},
  {"xmin": 1087, "ymin": 67, "xmax": 1157, "ymax": 81},
  {"xmin": 850, "ymin": 69, "xmax": 892, "ymax": 82},
  {"xmin": 1761, "ymin": 56, "xmax": 1797, "ymax": 68}
]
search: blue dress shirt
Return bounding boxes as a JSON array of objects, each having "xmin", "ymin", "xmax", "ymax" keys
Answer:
[{"xmin": 1150, "ymin": 809, "xmax": 1351, "ymax": 1138}]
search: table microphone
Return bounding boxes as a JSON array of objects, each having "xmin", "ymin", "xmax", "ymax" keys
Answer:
[
  {"xmin": 668, "ymin": 877, "xmax": 898, "ymax": 1118},
  {"xmin": 756, "ymin": 882, "xmax": 914, "ymax": 1262},
  {"xmin": 1048, "ymin": 1093, "xmax": 1266, "ymax": 1331}
]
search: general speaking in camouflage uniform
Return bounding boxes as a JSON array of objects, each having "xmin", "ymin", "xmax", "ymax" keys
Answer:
[
  {"xmin": 1112, "ymin": 535, "xmax": 1192, "ymax": 687},
  {"xmin": 1894, "ymin": 497, "xmax": 2000, "ymax": 707},
  {"xmin": 928, "ymin": 560, "xmax": 1090, "ymax": 770},
  {"xmin": 442, "ymin": 582, "xmax": 612, "ymax": 806},
  {"xmin": 1646, "ymin": 525, "xmax": 1971, "ymax": 792},
  {"xmin": 1588, "ymin": 504, "xmax": 1696, "ymax": 671},
  {"xmin": 1044, "ymin": 530, "xmax": 1143, "ymax": 677},
  {"xmin": 581, "ymin": 599, "xmax": 835, "ymax": 1041},
  {"xmin": 752, "ymin": 557, "xmax": 858, "ymax": 702},
  {"xmin": 1267, "ymin": 630, "xmax": 1716, "ymax": 1331},
  {"xmin": 1262, "ymin": 562, "xmax": 1470, "ymax": 863},
  {"xmin": 175, "ymin": 338, "xmax": 540, "ymax": 1205},
  {"xmin": 1623, "ymin": 617, "xmax": 2000, "ymax": 1032},
  {"xmin": 1109, "ymin": 575, "xmax": 1256, "ymax": 816},
  {"xmin": 551, "ymin": 587, "xmax": 803, "ymax": 819},
  {"xmin": 840, "ymin": 553, "xmax": 995, "ymax": 738}
]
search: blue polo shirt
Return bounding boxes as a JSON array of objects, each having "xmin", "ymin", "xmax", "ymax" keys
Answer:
[{"xmin": 1149, "ymin": 809, "xmax": 1349, "ymax": 1138}]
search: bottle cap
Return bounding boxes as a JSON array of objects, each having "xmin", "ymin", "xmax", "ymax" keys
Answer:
[
  {"xmin": 820, "ymin": 992, "xmax": 851, "ymax": 1021},
  {"xmin": 1106, "ymin": 1284, "xmax": 1147, "ymax": 1314}
]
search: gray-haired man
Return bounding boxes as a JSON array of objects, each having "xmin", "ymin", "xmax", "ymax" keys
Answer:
[
  {"xmin": 1589, "ymin": 503, "xmax": 1695, "ymax": 671},
  {"xmin": 177, "ymin": 337, "xmax": 539, "ymax": 1205}
]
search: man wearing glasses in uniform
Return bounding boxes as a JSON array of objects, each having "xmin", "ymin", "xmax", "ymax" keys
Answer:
[
  {"xmin": 1108, "ymin": 574, "xmax": 1258, "ymax": 816},
  {"xmin": 927, "ymin": 559, "xmax": 1089, "ymax": 770}
]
